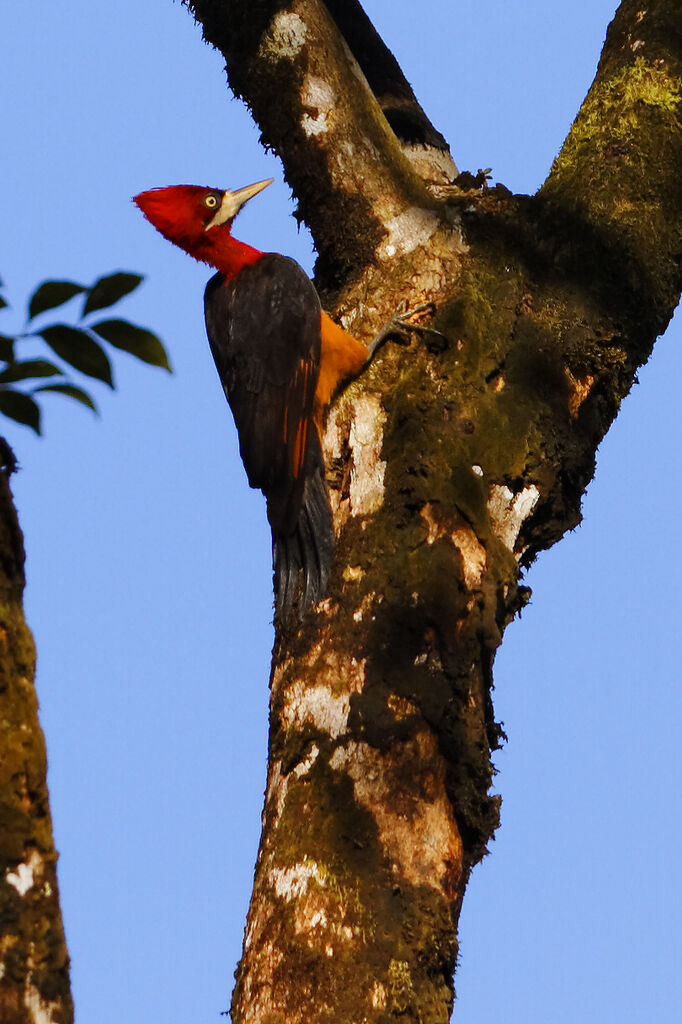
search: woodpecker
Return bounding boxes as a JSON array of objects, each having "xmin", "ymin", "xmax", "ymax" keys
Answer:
[{"xmin": 134, "ymin": 178, "xmax": 388, "ymax": 621}]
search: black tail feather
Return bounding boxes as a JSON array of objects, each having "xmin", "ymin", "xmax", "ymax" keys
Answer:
[{"xmin": 272, "ymin": 459, "xmax": 333, "ymax": 623}]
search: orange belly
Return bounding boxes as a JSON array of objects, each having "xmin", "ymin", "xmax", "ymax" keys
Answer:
[{"xmin": 314, "ymin": 312, "xmax": 369, "ymax": 424}]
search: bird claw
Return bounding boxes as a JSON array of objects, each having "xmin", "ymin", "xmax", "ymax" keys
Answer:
[{"xmin": 367, "ymin": 302, "xmax": 447, "ymax": 357}]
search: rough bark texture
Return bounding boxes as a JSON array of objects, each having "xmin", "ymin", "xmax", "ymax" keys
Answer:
[
  {"xmin": 182, "ymin": 1, "xmax": 682, "ymax": 1021},
  {"xmin": 0, "ymin": 448, "xmax": 73, "ymax": 1024},
  {"xmin": 183, "ymin": 1, "xmax": 682, "ymax": 1020}
]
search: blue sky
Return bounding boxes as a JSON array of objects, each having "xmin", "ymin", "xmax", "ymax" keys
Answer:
[{"xmin": 3, "ymin": 2, "xmax": 680, "ymax": 1021}]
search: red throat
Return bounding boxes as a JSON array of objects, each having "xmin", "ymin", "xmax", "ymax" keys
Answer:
[{"xmin": 134, "ymin": 185, "xmax": 264, "ymax": 280}]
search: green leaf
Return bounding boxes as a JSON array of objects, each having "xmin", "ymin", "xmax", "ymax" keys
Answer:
[
  {"xmin": 0, "ymin": 388, "xmax": 41, "ymax": 434},
  {"xmin": 33, "ymin": 383, "xmax": 98, "ymax": 414},
  {"xmin": 0, "ymin": 334, "xmax": 15, "ymax": 362},
  {"xmin": 38, "ymin": 324, "xmax": 113, "ymax": 387},
  {"xmin": 90, "ymin": 319, "xmax": 171, "ymax": 371},
  {"xmin": 83, "ymin": 272, "xmax": 144, "ymax": 316},
  {"xmin": 0, "ymin": 359, "xmax": 63, "ymax": 384},
  {"xmin": 28, "ymin": 280, "xmax": 85, "ymax": 320}
]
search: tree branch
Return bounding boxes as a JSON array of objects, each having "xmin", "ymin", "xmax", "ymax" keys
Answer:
[
  {"xmin": 542, "ymin": 0, "xmax": 682, "ymax": 339},
  {"xmin": 184, "ymin": 0, "xmax": 445, "ymax": 283},
  {"xmin": 323, "ymin": 0, "xmax": 457, "ymax": 182},
  {"xmin": 0, "ymin": 456, "xmax": 73, "ymax": 1024}
]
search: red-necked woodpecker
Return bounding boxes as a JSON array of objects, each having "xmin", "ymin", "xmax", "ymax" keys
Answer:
[{"xmin": 134, "ymin": 178, "xmax": 383, "ymax": 621}]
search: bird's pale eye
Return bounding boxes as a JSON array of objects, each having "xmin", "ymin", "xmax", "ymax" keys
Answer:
[{"xmin": 204, "ymin": 194, "xmax": 219, "ymax": 209}]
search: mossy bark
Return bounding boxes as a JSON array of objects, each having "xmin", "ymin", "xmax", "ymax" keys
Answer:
[
  {"xmin": 0, "ymin": 450, "xmax": 73, "ymax": 1024},
  {"xmin": 184, "ymin": 2, "xmax": 682, "ymax": 1020}
]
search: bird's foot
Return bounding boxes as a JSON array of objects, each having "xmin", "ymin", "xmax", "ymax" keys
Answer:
[{"xmin": 367, "ymin": 301, "xmax": 447, "ymax": 358}]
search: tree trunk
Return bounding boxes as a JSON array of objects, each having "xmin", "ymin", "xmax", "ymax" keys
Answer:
[
  {"xmin": 182, "ymin": 0, "xmax": 682, "ymax": 1019},
  {"xmin": 0, "ymin": 446, "xmax": 73, "ymax": 1024}
]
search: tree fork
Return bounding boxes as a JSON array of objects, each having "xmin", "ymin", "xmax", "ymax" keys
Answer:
[{"xmin": 199, "ymin": 1, "xmax": 682, "ymax": 1019}]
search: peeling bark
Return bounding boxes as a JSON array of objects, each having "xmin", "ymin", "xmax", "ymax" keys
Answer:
[
  {"xmin": 0, "ymin": 453, "xmax": 73, "ymax": 1024},
  {"xmin": 194, "ymin": 1, "xmax": 682, "ymax": 1019}
]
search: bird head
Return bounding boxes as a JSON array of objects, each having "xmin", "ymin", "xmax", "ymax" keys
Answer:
[{"xmin": 134, "ymin": 179, "xmax": 273, "ymax": 264}]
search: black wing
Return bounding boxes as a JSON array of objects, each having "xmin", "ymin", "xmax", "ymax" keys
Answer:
[
  {"xmin": 204, "ymin": 254, "xmax": 320, "ymax": 534},
  {"xmin": 204, "ymin": 254, "xmax": 332, "ymax": 618}
]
